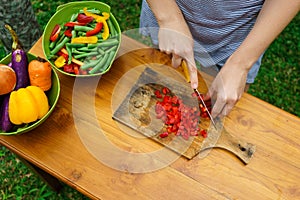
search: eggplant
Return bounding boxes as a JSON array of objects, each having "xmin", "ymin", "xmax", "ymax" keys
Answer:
[
  {"xmin": 5, "ymin": 24, "xmax": 29, "ymax": 90},
  {"xmin": 0, "ymin": 94, "xmax": 13, "ymax": 132}
]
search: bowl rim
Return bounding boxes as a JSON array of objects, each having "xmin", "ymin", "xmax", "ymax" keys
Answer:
[
  {"xmin": 42, "ymin": 1, "xmax": 122, "ymax": 77},
  {"xmin": 0, "ymin": 52, "xmax": 61, "ymax": 135}
]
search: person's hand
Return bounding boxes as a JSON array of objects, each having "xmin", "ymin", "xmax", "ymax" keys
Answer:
[
  {"xmin": 205, "ymin": 58, "xmax": 249, "ymax": 118},
  {"xmin": 157, "ymin": 22, "xmax": 199, "ymax": 89}
]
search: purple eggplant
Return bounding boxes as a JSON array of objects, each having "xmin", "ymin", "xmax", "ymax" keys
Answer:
[
  {"xmin": 0, "ymin": 94, "xmax": 13, "ymax": 132},
  {"xmin": 5, "ymin": 24, "xmax": 29, "ymax": 90}
]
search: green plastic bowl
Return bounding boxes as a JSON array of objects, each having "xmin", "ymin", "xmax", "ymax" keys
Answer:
[
  {"xmin": 42, "ymin": 1, "xmax": 121, "ymax": 77},
  {"xmin": 0, "ymin": 53, "xmax": 60, "ymax": 135}
]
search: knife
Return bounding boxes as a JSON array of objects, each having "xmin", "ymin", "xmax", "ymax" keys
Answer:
[
  {"xmin": 180, "ymin": 60, "xmax": 217, "ymax": 129},
  {"xmin": 193, "ymin": 88, "xmax": 217, "ymax": 129}
]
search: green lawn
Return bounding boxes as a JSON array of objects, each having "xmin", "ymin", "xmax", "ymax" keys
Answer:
[{"xmin": 0, "ymin": 0, "xmax": 299, "ymax": 199}]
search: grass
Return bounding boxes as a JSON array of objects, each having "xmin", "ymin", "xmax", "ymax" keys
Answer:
[{"xmin": 0, "ymin": 0, "xmax": 299, "ymax": 199}]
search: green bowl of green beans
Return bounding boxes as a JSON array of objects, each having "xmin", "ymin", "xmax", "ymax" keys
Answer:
[{"xmin": 42, "ymin": 1, "xmax": 121, "ymax": 77}]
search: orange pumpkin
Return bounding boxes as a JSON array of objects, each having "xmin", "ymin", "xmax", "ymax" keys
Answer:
[
  {"xmin": 28, "ymin": 57, "xmax": 52, "ymax": 91},
  {"xmin": 0, "ymin": 64, "xmax": 17, "ymax": 95}
]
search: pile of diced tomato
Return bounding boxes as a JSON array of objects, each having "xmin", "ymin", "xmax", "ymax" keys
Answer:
[{"xmin": 154, "ymin": 87, "xmax": 209, "ymax": 140}]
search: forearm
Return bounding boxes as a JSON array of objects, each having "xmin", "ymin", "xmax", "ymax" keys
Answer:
[
  {"xmin": 230, "ymin": 0, "xmax": 300, "ymax": 70},
  {"xmin": 146, "ymin": 0, "xmax": 187, "ymax": 28}
]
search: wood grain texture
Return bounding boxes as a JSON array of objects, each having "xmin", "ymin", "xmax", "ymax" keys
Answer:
[{"xmin": 0, "ymin": 35, "xmax": 299, "ymax": 200}]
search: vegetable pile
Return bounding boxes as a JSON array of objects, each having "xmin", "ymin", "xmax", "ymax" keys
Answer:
[
  {"xmin": 0, "ymin": 25, "xmax": 52, "ymax": 133},
  {"xmin": 154, "ymin": 86, "xmax": 210, "ymax": 140},
  {"xmin": 48, "ymin": 7, "xmax": 119, "ymax": 75}
]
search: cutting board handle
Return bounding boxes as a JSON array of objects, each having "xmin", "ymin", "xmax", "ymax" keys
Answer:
[{"xmin": 214, "ymin": 129, "xmax": 256, "ymax": 164}]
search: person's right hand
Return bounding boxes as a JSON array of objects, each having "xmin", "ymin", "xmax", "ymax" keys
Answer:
[{"xmin": 157, "ymin": 22, "xmax": 199, "ymax": 89}]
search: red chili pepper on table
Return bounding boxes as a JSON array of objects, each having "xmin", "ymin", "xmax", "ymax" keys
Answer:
[{"xmin": 86, "ymin": 22, "xmax": 103, "ymax": 36}]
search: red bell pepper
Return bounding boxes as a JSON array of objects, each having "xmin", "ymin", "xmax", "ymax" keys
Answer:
[
  {"xmin": 64, "ymin": 22, "xmax": 87, "ymax": 27},
  {"xmin": 64, "ymin": 28, "xmax": 73, "ymax": 37},
  {"xmin": 50, "ymin": 24, "xmax": 61, "ymax": 42},
  {"xmin": 86, "ymin": 22, "xmax": 103, "ymax": 36},
  {"xmin": 77, "ymin": 13, "xmax": 94, "ymax": 24}
]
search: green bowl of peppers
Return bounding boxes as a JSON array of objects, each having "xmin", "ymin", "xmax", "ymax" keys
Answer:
[{"xmin": 42, "ymin": 1, "xmax": 121, "ymax": 77}]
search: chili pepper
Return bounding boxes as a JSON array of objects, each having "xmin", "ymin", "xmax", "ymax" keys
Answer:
[
  {"xmin": 97, "ymin": 17, "xmax": 110, "ymax": 40},
  {"xmin": 77, "ymin": 13, "xmax": 94, "ymax": 24},
  {"xmin": 63, "ymin": 64, "xmax": 75, "ymax": 73},
  {"xmin": 83, "ymin": 7, "xmax": 110, "ymax": 40},
  {"xmin": 86, "ymin": 22, "xmax": 103, "ymax": 36},
  {"xmin": 54, "ymin": 55, "xmax": 66, "ymax": 68},
  {"xmin": 64, "ymin": 22, "xmax": 87, "ymax": 27},
  {"xmin": 102, "ymin": 12, "xmax": 110, "ymax": 20},
  {"xmin": 64, "ymin": 28, "xmax": 73, "ymax": 37},
  {"xmin": 74, "ymin": 66, "xmax": 80, "ymax": 75},
  {"xmin": 57, "ymin": 51, "xmax": 69, "ymax": 61},
  {"xmin": 50, "ymin": 24, "xmax": 61, "ymax": 42},
  {"xmin": 60, "ymin": 48, "xmax": 84, "ymax": 66},
  {"xmin": 71, "ymin": 36, "xmax": 98, "ymax": 44}
]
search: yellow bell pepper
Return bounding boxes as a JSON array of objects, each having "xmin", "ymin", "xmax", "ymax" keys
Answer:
[
  {"xmin": 54, "ymin": 55, "xmax": 66, "ymax": 68},
  {"xmin": 9, "ymin": 86, "xmax": 49, "ymax": 125},
  {"xmin": 96, "ymin": 17, "xmax": 109, "ymax": 40},
  {"xmin": 71, "ymin": 36, "xmax": 98, "ymax": 44},
  {"xmin": 83, "ymin": 7, "xmax": 110, "ymax": 40}
]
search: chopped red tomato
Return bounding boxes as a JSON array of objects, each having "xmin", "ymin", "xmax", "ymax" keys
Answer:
[{"xmin": 155, "ymin": 86, "xmax": 207, "ymax": 140}]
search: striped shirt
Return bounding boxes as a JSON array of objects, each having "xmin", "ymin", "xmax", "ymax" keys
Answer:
[{"xmin": 139, "ymin": 0, "xmax": 265, "ymax": 83}]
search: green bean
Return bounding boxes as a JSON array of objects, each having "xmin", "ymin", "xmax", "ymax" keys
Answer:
[
  {"xmin": 97, "ymin": 34, "xmax": 103, "ymax": 39},
  {"xmin": 74, "ymin": 51, "xmax": 99, "ymax": 59},
  {"xmin": 80, "ymin": 58, "xmax": 101, "ymax": 70},
  {"xmin": 68, "ymin": 43, "xmax": 86, "ymax": 48},
  {"xmin": 71, "ymin": 30, "xmax": 77, "ymax": 39},
  {"xmin": 72, "ymin": 49, "xmax": 85, "ymax": 54},
  {"xmin": 70, "ymin": 13, "xmax": 78, "ymax": 22},
  {"xmin": 50, "ymin": 37, "xmax": 70, "ymax": 55},
  {"xmin": 89, "ymin": 53, "xmax": 110, "ymax": 74},
  {"xmin": 66, "ymin": 44, "xmax": 72, "ymax": 64},
  {"xmin": 100, "ymin": 50, "xmax": 116, "ymax": 73},
  {"xmin": 74, "ymin": 25, "xmax": 94, "ymax": 32},
  {"xmin": 49, "ymin": 41, "xmax": 56, "ymax": 49},
  {"xmin": 87, "ymin": 43, "xmax": 99, "ymax": 49},
  {"xmin": 98, "ymin": 38, "xmax": 119, "ymax": 48},
  {"xmin": 107, "ymin": 18, "xmax": 116, "ymax": 37},
  {"xmin": 104, "ymin": 45, "xmax": 118, "ymax": 54},
  {"xmin": 77, "ymin": 46, "xmax": 96, "ymax": 52},
  {"xmin": 97, "ymin": 47, "xmax": 105, "ymax": 55}
]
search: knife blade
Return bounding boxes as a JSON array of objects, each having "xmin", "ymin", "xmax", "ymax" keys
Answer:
[
  {"xmin": 179, "ymin": 60, "xmax": 217, "ymax": 129},
  {"xmin": 193, "ymin": 88, "xmax": 217, "ymax": 129}
]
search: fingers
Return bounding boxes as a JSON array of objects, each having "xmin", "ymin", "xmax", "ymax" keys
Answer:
[
  {"xmin": 171, "ymin": 54, "xmax": 182, "ymax": 68},
  {"xmin": 210, "ymin": 93, "xmax": 238, "ymax": 118}
]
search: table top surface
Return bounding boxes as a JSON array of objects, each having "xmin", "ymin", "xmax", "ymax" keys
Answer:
[{"xmin": 1, "ymin": 35, "xmax": 300, "ymax": 200}]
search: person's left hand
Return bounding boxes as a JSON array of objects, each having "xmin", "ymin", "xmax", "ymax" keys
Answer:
[{"xmin": 205, "ymin": 58, "xmax": 249, "ymax": 118}]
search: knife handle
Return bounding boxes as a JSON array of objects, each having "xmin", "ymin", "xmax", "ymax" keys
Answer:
[{"xmin": 176, "ymin": 60, "xmax": 190, "ymax": 83}]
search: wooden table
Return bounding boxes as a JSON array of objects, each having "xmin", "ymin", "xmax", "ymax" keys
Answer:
[{"xmin": 1, "ymin": 35, "xmax": 300, "ymax": 200}]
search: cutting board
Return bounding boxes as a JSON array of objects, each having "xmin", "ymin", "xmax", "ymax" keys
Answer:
[{"xmin": 113, "ymin": 66, "xmax": 255, "ymax": 163}]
